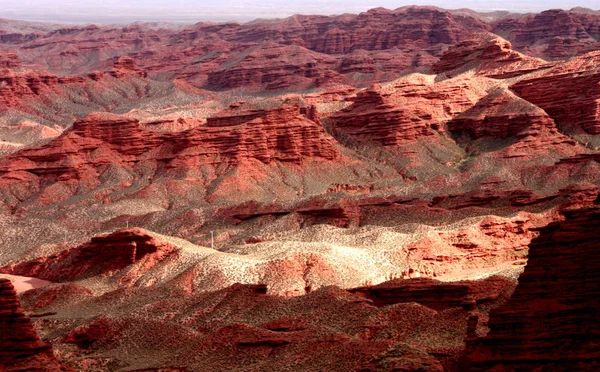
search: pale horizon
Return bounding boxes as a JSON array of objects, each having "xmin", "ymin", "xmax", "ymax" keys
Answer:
[{"xmin": 0, "ymin": 0, "xmax": 598, "ymax": 25}]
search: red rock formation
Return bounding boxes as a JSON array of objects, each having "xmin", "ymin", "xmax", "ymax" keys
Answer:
[
  {"xmin": 0, "ymin": 61, "xmax": 60, "ymax": 109},
  {"xmin": 0, "ymin": 52, "xmax": 153, "ymax": 114},
  {"xmin": 0, "ymin": 278, "xmax": 66, "ymax": 371},
  {"xmin": 511, "ymin": 51, "xmax": 600, "ymax": 135},
  {"xmin": 350, "ymin": 275, "xmax": 515, "ymax": 311},
  {"xmin": 2, "ymin": 228, "xmax": 177, "ymax": 281},
  {"xmin": 433, "ymin": 34, "xmax": 550, "ymax": 78},
  {"xmin": 3, "ymin": 7, "xmax": 600, "ymax": 92},
  {"xmin": 448, "ymin": 88, "xmax": 579, "ymax": 158},
  {"xmin": 492, "ymin": 9, "xmax": 600, "ymax": 60},
  {"xmin": 219, "ymin": 6, "xmax": 489, "ymax": 54},
  {"xmin": 0, "ymin": 52, "xmax": 21, "ymax": 69},
  {"xmin": 0, "ymin": 7, "xmax": 493, "ymax": 90},
  {"xmin": 462, "ymin": 206, "xmax": 600, "ymax": 371},
  {"xmin": 330, "ymin": 76, "xmax": 484, "ymax": 147},
  {"xmin": 207, "ymin": 43, "xmax": 341, "ymax": 90},
  {"xmin": 107, "ymin": 56, "xmax": 148, "ymax": 78},
  {"xmin": 0, "ymin": 105, "xmax": 339, "ymax": 186}
]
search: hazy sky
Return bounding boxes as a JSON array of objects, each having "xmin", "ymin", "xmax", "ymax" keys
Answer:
[{"xmin": 1, "ymin": 0, "xmax": 598, "ymax": 24}]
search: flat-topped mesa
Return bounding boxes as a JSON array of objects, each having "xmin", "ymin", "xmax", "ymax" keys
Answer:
[
  {"xmin": 206, "ymin": 108, "xmax": 272, "ymax": 128},
  {"xmin": 107, "ymin": 56, "xmax": 148, "ymax": 78},
  {"xmin": 462, "ymin": 206, "xmax": 600, "ymax": 371},
  {"xmin": 0, "ymin": 279, "xmax": 64, "ymax": 371},
  {"xmin": 350, "ymin": 276, "xmax": 514, "ymax": 311},
  {"xmin": 433, "ymin": 35, "xmax": 550, "ymax": 78},
  {"xmin": 510, "ymin": 51, "xmax": 600, "ymax": 135},
  {"xmin": 208, "ymin": 104, "xmax": 325, "ymax": 128}
]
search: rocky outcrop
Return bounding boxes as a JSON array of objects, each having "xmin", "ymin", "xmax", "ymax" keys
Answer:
[
  {"xmin": 462, "ymin": 206, "xmax": 600, "ymax": 371},
  {"xmin": 350, "ymin": 275, "xmax": 515, "ymax": 311},
  {"xmin": 433, "ymin": 34, "xmax": 550, "ymax": 78},
  {"xmin": 0, "ymin": 65, "xmax": 59, "ymax": 109},
  {"xmin": 511, "ymin": 51, "xmax": 600, "ymax": 135},
  {"xmin": 2, "ymin": 229, "xmax": 177, "ymax": 281},
  {"xmin": 0, "ymin": 105, "xmax": 339, "ymax": 182},
  {"xmin": 448, "ymin": 88, "xmax": 579, "ymax": 158},
  {"xmin": 207, "ymin": 43, "xmax": 341, "ymax": 90},
  {"xmin": 0, "ymin": 53, "xmax": 151, "ymax": 112},
  {"xmin": 492, "ymin": 9, "xmax": 600, "ymax": 60},
  {"xmin": 0, "ymin": 278, "xmax": 65, "ymax": 371},
  {"xmin": 330, "ymin": 76, "xmax": 484, "ymax": 146},
  {"xmin": 107, "ymin": 56, "xmax": 148, "ymax": 78},
  {"xmin": 0, "ymin": 52, "xmax": 21, "ymax": 69}
]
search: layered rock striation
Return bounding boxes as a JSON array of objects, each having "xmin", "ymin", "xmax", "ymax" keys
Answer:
[
  {"xmin": 330, "ymin": 76, "xmax": 485, "ymax": 147},
  {"xmin": 511, "ymin": 51, "xmax": 600, "ymax": 135},
  {"xmin": 448, "ymin": 88, "xmax": 579, "ymax": 158},
  {"xmin": 0, "ymin": 104, "xmax": 340, "ymax": 180},
  {"xmin": 206, "ymin": 43, "xmax": 341, "ymax": 90},
  {"xmin": 0, "ymin": 278, "xmax": 65, "ymax": 371},
  {"xmin": 433, "ymin": 34, "xmax": 550, "ymax": 78},
  {"xmin": 492, "ymin": 9, "xmax": 600, "ymax": 60},
  {"xmin": 3, "ymin": 228, "xmax": 177, "ymax": 282},
  {"xmin": 463, "ymin": 206, "xmax": 600, "ymax": 370},
  {"xmin": 0, "ymin": 52, "xmax": 148, "ymax": 111}
]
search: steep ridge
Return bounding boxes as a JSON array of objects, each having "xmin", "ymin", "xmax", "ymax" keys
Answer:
[
  {"xmin": 433, "ymin": 34, "xmax": 550, "ymax": 78},
  {"xmin": 462, "ymin": 205, "xmax": 600, "ymax": 370},
  {"xmin": 329, "ymin": 75, "xmax": 486, "ymax": 147},
  {"xmin": 0, "ymin": 104, "xmax": 342, "ymax": 210},
  {"xmin": 511, "ymin": 51, "xmax": 600, "ymax": 135},
  {"xmin": 206, "ymin": 43, "xmax": 341, "ymax": 90},
  {"xmin": 492, "ymin": 9, "xmax": 600, "ymax": 59},
  {"xmin": 448, "ymin": 88, "xmax": 579, "ymax": 159},
  {"xmin": 219, "ymin": 7, "xmax": 490, "ymax": 54},
  {"xmin": 0, "ymin": 7, "xmax": 491, "ymax": 89},
  {"xmin": 3, "ymin": 229, "xmax": 177, "ymax": 282},
  {"xmin": 3, "ymin": 7, "xmax": 600, "ymax": 92},
  {"xmin": 0, "ymin": 104, "xmax": 339, "ymax": 175},
  {"xmin": 0, "ymin": 278, "xmax": 66, "ymax": 371}
]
